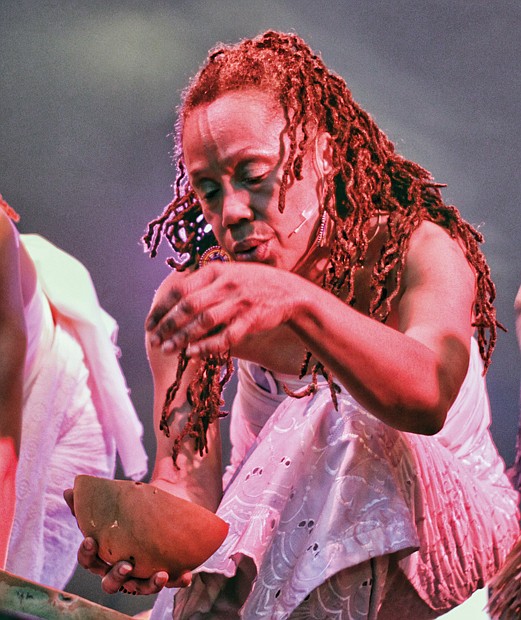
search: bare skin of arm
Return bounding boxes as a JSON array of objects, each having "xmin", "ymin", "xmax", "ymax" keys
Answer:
[
  {"xmin": 75, "ymin": 221, "xmax": 475, "ymax": 595},
  {"xmin": 515, "ymin": 284, "xmax": 521, "ymax": 350},
  {"xmin": 147, "ymin": 221, "xmax": 476, "ymax": 437},
  {"xmin": 71, "ymin": 278, "xmax": 221, "ymax": 594},
  {"xmin": 147, "ymin": 321, "xmax": 223, "ymax": 512},
  {"xmin": 0, "ymin": 212, "xmax": 28, "ymax": 568},
  {"xmin": 286, "ymin": 221, "xmax": 475, "ymax": 434}
]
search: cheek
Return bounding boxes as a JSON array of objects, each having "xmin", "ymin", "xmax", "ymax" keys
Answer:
[
  {"xmin": 281, "ymin": 191, "xmax": 317, "ymax": 236},
  {"xmin": 201, "ymin": 205, "xmax": 219, "ymax": 227},
  {"xmin": 204, "ymin": 215, "xmax": 226, "ymax": 245}
]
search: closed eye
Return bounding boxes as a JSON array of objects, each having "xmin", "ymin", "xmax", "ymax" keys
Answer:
[
  {"xmin": 242, "ymin": 175, "xmax": 265, "ymax": 187},
  {"xmin": 195, "ymin": 180, "xmax": 220, "ymax": 203},
  {"xmin": 203, "ymin": 188, "xmax": 219, "ymax": 200}
]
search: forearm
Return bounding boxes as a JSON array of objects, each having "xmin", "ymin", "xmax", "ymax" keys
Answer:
[
  {"xmin": 152, "ymin": 421, "xmax": 223, "ymax": 512},
  {"xmin": 0, "ymin": 332, "xmax": 25, "ymax": 569},
  {"xmin": 288, "ymin": 283, "xmax": 467, "ymax": 434},
  {"xmin": 148, "ymin": 343, "xmax": 223, "ymax": 512},
  {"xmin": 0, "ymin": 438, "xmax": 17, "ymax": 569}
]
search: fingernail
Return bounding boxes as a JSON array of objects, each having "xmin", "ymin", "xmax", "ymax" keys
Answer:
[
  {"xmin": 149, "ymin": 334, "xmax": 160, "ymax": 347},
  {"xmin": 162, "ymin": 340, "xmax": 175, "ymax": 354},
  {"xmin": 186, "ymin": 344, "xmax": 199, "ymax": 358},
  {"xmin": 119, "ymin": 564, "xmax": 132, "ymax": 577},
  {"xmin": 83, "ymin": 539, "xmax": 94, "ymax": 552},
  {"xmin": 154, "ymin": 575, "xmax": 167, "ymax": 588}
]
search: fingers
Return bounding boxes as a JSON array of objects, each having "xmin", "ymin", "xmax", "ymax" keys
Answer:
[
  {"xmin": 186, "ymin": 318, "xmax": 249, "ymax": 358},
  {"xmin": 167, "ymin": 570, "xmax": 192, "ymax": 589},
  {"xmin": 63, "ymin": 488, "xmax": 75, "ymax": 516},
  {"xmin": 75, "ymin": 539, "xmax": 175, "ymax": 596},
  {"xmin": 107, "ymin": 567, "xmax": 174, "ymax": 596},
  {"xmin": 145, "ymin": 262, "xmax": 288, "ymax": 357},
  {"xmin": 146, "ymin": 268, "xmax": 215, "ymax": 333},
  {"xmin": 162, "ymin": 297, "xmax": 245, "ymax": 356},
  {"xmin": 146, "ymin": 288, "xmax": 182, "ymax": 333},
  {"xmin": 148, "ymin": 267, "xmax": 239, "ymax": 353},
  {"xmin": 153, "ymin": 296, "xmax": 216, "ymax": 350},
  {"xmin": 77, "ymin": 537, "xmax": 115, "ymax": 578},
  {"xmin": 101, "ymin": 561, "xmax": 134, "ymax": 594}
]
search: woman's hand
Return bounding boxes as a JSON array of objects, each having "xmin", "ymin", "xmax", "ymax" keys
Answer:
[
  {"xmin": 63, "ymin": 489, "xmax": 192, "ymax": 595},
  {"xmin": 76, "ymin": 537, "xmax": 191, "ymax": 594},
  {"xmin": 146, "ymin": 262, "xmax": 304, "ymax": 359}
]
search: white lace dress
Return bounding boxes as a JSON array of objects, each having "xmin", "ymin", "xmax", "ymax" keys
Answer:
[{"xmin": 151, "ymin": 339, "xmax": 519, "ymax": 619}]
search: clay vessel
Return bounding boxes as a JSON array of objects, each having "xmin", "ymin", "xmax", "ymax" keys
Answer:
[{"xmin": 73, "ymin": 475, "xmax": 228, "ymax": 579}]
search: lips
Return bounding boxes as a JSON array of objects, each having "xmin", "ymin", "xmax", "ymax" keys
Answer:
[
  {"xmin": 232, "ymin": 238, "xmax": 270, "ymax": 262},
  {"xmin": 232, "ymin": 238, "xmax": 261, "ymax": 253}
]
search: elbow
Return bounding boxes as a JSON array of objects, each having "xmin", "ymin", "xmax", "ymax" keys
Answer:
[
  {"xmin": 399, "ymin": 406, "xmax": 447, "ymax": 436},
  {"xmin": 418, "ymin": 392, "xmax": 452, "ymax": 435},
  {"xmin": 419, "ymin": 409, "xmax": 447, "ymax": 435},
  {"xmin": 403, "ymin": 406, "xmax": 447, "ymax": 436},
  {"xmin": 422, "ymin": 362, "xmax": 466, "ymax": 435},
  {"xmin": 385, "ymin": 390, "xmax": 451, "ymax": 436},
  {"xmin": 402, "ymin": 364, "xmax": 463, "ymax": 435}
]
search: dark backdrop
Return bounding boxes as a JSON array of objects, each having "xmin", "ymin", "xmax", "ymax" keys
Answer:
[{"xmin": 1, "ymin": 1, "xmax": 520, "ymax": 615}]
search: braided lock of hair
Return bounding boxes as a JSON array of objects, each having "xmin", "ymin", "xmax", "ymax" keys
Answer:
[
  {"xmin": 143, "ymin": 30, "xmax": 502, "ymax": 467},
  {"xmin": 0, "ymin": 194, "xmax": 20, "ymax": 222}
]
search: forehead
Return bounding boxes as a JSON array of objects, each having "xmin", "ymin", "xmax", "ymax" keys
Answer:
[{"xmin": 182, "ymin": 90, "xmax": 286, "ymax": 168}]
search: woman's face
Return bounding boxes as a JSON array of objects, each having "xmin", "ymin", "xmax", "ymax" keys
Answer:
[{"xmin": 182, "ymin": 90, "xmax": 326, "ymax": 272}]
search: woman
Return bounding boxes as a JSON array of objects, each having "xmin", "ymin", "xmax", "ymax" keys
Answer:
[
  {"xmin": 0, "ymin": 195, "xmax": 147, "ymax": 588},
  {"xmin": 72, "ymin": 31, "xmax": 519, "ymax": 618}
]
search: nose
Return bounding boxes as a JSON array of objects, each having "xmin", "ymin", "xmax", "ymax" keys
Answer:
[{"xmin": 221, "ymin": 188, "xmax": 253, "ymax": 228}]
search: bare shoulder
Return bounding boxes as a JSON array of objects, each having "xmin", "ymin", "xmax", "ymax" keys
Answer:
[{"xmin": 404, "ymin": 220, "xmax": 475, "ymax": 289}]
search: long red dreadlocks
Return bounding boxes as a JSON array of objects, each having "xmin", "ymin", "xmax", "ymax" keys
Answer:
[{"xmin": 143, "ymin": 30, "xmax": 502, "ymax": 467}]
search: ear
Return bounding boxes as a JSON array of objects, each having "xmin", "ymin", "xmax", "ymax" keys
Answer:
[{"xmin": 314, "ymin": 131, "xmax": 334, "ymax": 176}]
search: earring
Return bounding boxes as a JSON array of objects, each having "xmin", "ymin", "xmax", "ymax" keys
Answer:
[
  {"xmin": 316, "ymin": 172, "xmax": 331, "ymax": 247},
  {"xmin": 367, "ymin": 212, "xmax": 382, "ymax": 244},
  {"xmin": 316, "ymin": 210, "xmax": 328, "ymax": 246},
  {"xmin": 199, "ymin": 245, "xmax": 232, "ymax": 267}
]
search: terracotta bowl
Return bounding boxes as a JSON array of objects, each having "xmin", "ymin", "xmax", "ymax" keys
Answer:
[{"xmin": 72, "ymin": 475, "xmax": 229, "ymax": 580}]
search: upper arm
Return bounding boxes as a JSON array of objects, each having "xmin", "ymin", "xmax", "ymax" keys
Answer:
[
  {"xmin": 398, "ymin": 221, "xmax": 476, "ymax": 404},
  {"xmin": 0, "ymin": 213, "xmax": 27, "ymax": 445}
]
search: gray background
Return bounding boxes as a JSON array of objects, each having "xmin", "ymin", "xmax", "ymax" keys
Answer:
[{"xmin": 1, "ymin": 1, "xmax": 520, "ymax": 616}]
